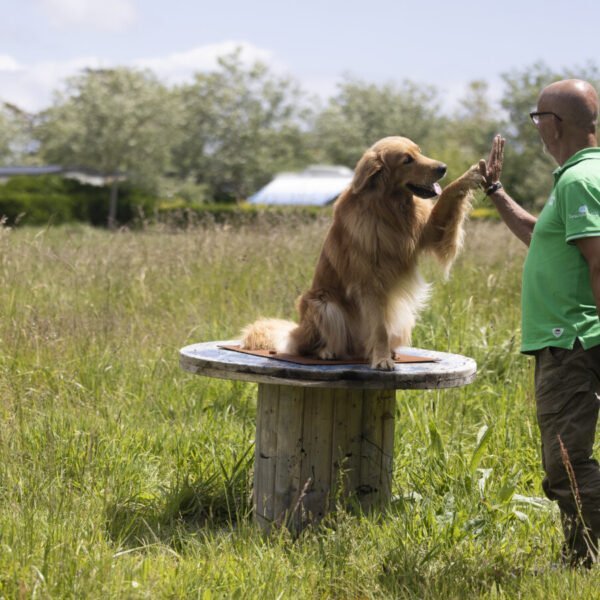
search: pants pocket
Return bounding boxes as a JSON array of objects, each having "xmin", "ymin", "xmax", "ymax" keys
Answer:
[{"xmin": 535, "ymin": 347, "xmax": 591, "ymax": 415}]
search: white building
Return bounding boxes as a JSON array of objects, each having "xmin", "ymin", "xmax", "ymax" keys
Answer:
[
  {"xmin": 248, "ymin": 165, "xmax": 353, "ymax": 206},
  {"xmin": 0, "ymin": 165, "xmax": 123, "ymax": 186}
]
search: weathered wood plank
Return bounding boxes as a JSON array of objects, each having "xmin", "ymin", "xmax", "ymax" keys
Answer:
[
  {"xmin": 272, "ymin": 384, "xmax": 304, "ymax": 529},
  {"xmin": 358, "ymin": 389, "xmax": 385, "ymax": 513},
  {"xmin": 330, "ymin": 387, "xmax": 363, "ymax": 510},
  {"xmin": 254, "ymin": 383, "xmax": 279, "ymax": 530},
  {"xmin": 297, "ymin": 386, "xmax": 315, "ymax": 528},
  {"xmin": 303, "ymin": 388, "xmax": 334, "ymax": 522},
  {"xmin": 379, "ymin": 390, "xmax": 396, "ymax": 504},
  {"xmin": 253, "ymin": 382, "xmax": 264, "ymax": 527}
]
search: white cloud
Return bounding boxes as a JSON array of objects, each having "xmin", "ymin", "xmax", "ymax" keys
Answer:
[
  {"xmin": 0, "ymin": 55, "xmax": 108, "ymax": 112},
  {"xmin": 0, "ymin": 42, "xmax": 283, "ymax": 112},
  {"xmin": 39, "ymin": 0, "xmax": 137, "ymax": 31},
  {"xmin": 300, "ymin": 75, "xmax": 340, "ymax": 103},
  {"xmin": 440, "ymin": 78, "xmax": 505, "ymax": 114},
  {"xmin": 134, "ymin": 41, "xmax": 279, "ymax": 84},
  {"xmin": 0, "ymin": 55, "xmax": 20, "ymax": 72}
]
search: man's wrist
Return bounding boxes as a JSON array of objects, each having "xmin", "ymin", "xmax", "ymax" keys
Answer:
[{"xmin": 485, "ymin": 181, "xmax": 503, "ymax": 196}]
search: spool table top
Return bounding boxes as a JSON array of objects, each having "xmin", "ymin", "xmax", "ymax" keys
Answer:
[{"xmin": 180, "ymin": 341, "xmax": 477, "ymax": 390}]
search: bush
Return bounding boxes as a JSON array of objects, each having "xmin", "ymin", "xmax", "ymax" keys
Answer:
[
  {"xmin": 0, "ymin": 176, "xmax": 505, "ymax": 229},
  {"xmin": 0, "ymin": 175, "xmax": 157, "ymax": 226},
  {"xmin": 154, "ymin": 201, "xmax": 331, "ymax": 227},
  {"xmin": 154, "ymin": 202, "xmax": 502, "ymax": 228},
  {"xmin": 0, "ymin": 190, "xmax": 78, "ymax": 224}
]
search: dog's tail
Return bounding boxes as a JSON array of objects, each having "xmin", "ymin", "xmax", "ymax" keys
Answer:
[{"xmin": 240, "ymin": 318, "xmax": 298, "ymax": 353}]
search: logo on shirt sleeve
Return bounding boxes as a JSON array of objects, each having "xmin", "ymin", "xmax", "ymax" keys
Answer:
[
  {"xmin": 552, "ymin": 327, "xmax": 564, "ymax": 338},
  {"xmin": 569, "ymin": 204, "xmax": 599, "ymax": 218}
]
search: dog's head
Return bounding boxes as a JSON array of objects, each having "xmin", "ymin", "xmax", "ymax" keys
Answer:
[{"xmin": 351, "ymin": 136, "xmax": 447, "ymax": 198}]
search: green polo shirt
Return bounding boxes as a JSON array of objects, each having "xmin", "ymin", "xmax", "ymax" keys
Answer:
[{"xmin": 521, "ymin": 147, "xmax": 600, "ymax": 353}]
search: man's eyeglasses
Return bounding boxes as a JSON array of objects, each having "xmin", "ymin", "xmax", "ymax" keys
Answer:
[{"xmin": 529, "ymin": 111, "xmax": 563, "ymax": 125}]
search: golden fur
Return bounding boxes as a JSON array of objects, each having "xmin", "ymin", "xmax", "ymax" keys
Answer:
[{"xmin": 241, "ymin": 136, "xmax": 483, "ymax": 369}]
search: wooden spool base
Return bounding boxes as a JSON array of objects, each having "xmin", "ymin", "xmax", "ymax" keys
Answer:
[
  {"xmin": 179, "ymin": 341, "xmax": 477, "ymax": 533},
  {"xmin": 254, "ymin": 383, "xmax": 395, "ymax": 532}
]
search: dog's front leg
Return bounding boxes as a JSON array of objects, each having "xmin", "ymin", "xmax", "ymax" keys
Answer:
[
  {"xmin": 369, "ymin": 331, "xmax": 395, "ymax": 370},
  {"xmin": 362, "ymin": 296, "xmax": 395, "ymax": 370},
  {"xmin": 421, "ymin": 164, "xmax": 483, "ymax": 268}
]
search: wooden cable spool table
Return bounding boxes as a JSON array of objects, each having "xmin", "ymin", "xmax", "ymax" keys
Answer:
[{"xmin": 180, "ymin": 340, "xmax": 477, "ymax": 532}]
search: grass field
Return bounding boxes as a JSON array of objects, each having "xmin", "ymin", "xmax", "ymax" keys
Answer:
[{"xmin": 0, "ymin": 218, "xmax": 598, "ymax": 598}]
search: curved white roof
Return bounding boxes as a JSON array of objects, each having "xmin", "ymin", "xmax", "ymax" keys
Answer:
[{"xmin": 249, "ymin": 165, "xmax": 353, "ymax": 206}]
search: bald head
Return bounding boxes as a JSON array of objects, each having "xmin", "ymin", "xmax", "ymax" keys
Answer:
[{"xmin": 538, "ymin": 79, "xmax": 599, "ymax": 132}]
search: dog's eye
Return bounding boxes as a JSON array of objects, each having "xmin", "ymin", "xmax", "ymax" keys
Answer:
[{"xmin": 403, "ymin": 155, "xmax": 414, "ymax": 164}]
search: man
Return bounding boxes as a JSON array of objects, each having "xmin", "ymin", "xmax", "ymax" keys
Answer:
[{"xmin": 480, "ymin": 79, "xmax": 600, "ymax": 567}]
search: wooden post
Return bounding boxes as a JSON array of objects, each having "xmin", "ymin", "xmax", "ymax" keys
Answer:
[{"xmin": 253, "ymin": 383, "xmax": 396, "ymax": 532}]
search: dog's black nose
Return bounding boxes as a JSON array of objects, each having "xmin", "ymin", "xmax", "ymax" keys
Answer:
[{"xmin": 436, "ymin": 164, "xmax": 447, "ymax": 177}]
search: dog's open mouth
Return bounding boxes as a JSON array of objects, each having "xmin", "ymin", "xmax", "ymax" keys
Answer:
[{"xmin": 407, "ymin": 182, "xmax": 442, "ymax": 199}]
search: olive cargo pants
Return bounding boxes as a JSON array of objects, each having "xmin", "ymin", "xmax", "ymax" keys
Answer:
[{"xmin": 534, "ymin": 341, "xmax": 600, "ymax": 565}]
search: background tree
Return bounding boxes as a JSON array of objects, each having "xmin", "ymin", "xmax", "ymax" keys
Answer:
[
  {"xmin": 310, "ymin": 77, "xmax": 442, "ymax": 169},
  {"xmin": 498, "ymin": 62, "xmax": 559, "ymax": 208},
  {"xmin": 173, "ymin": 50, "xmax": 312, "ymax": 203},
  {"xmin": 37, "ymin": 67, "xmax": 176, "ymax": 226},
  {"xmin": 0, "ymin": 102, "xmax": 37, "ymax": 165},
  {"xmin": 0, "ymin": 107, "xmax": 15, "ymax": 164},
  {"xmin": 6, "ymin": 54, "xmax": 600, "ymax": 222},
  {"xmin": 432, "ymin": 80, "xmax": 505, "ymax": 179},
  {"xmin": 500, "ymin": 61, "xmax": 600, "ymax": 208}
]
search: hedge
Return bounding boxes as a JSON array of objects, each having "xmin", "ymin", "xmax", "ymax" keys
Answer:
[
  {"xmin": 0, "ymin": 175, "xmax": 156, "ymax": 226},
  {"xmin": 153, "ymin": 200, "xmax": 330, "ymax": 227},
  {"xmin": 0, "ymin": 175, "xmax": 502, "ymax": 228}
]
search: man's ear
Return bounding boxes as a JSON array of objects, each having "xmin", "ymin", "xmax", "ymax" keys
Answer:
[
  {"xmin": 352, "ymin": 150, "xmax": 382, "ymax": 193},
  {"xmin": 553, "ymin": 119, "xmax": 562, "ymax": 141}
]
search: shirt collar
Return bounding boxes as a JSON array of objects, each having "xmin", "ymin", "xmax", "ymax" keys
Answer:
[{"xmin": 553, "ymin": 146, "xmax": 600, "ymax": 182}]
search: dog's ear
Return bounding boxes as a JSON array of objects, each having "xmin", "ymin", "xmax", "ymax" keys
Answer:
[{"xmin": 352, "ymin": 150, "xmax": 382, "ymax": 193}]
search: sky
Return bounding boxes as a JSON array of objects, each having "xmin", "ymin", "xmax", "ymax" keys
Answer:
[{"xmin": 2, "ymin": 0, "xmax": 600, "ymax": 113}]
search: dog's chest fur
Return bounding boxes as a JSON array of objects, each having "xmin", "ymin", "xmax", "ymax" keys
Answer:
[{"xmin": 321, "ymin": 192, "xmax": 430, "ymax": 286}]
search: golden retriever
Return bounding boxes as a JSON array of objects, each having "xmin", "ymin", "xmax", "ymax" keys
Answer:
[{"xmin": 241, "ymin": 136, "xmax": 483, "ymax": 369}]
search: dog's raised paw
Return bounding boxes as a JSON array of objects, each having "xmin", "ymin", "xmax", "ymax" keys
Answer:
[
  {"xmin": 371, "ymin": 356, "xmax": 396, "ymax": 371},
  {"xmin": 462, "ymin": 164, "xmax": 485, "ymax": 189}
]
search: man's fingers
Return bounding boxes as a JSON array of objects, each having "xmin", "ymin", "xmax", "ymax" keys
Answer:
[
  {"xmin": 483, "ymin": 134, "xmax": 506, "ymax": 186},
  {"xmin": 487, "ymin": 141, "xmax": 496, "ymax": 164},
  {"xmin": 478, "ymin": 159, "xmax": 487, "ymax": 177},
  {"xmin": 492, "ymin": 135, "xmax": 505, "ymax": 174},
  {"xmin": 497, "ymin": 137, "xmax": 505, "ymax": 172},
  {"xmin": 489, "ymin": 134, "xmax": 502, "ymax": 165}
]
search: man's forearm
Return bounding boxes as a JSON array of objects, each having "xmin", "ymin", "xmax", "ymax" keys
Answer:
[{"xmin": 488, "ymin": 188, "xmax": 537, "ymax": 246}]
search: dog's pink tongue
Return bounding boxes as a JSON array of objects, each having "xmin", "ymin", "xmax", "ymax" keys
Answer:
[{"xmin": 433, "ymin": 183, "xmax": 442, "ymax": 196}]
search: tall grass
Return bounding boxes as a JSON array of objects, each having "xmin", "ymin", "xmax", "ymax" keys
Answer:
[{"xmin": 0, "ymin": 219, "xmax": 598, "ymax": 598}]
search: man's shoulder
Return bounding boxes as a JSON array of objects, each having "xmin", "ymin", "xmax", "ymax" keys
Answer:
[
  {"xmin": 559, "ymin": 150, "xmax": 600, "ymax": 181},
  {"xmin": 557, "ymin": 160, "xmax": 600, "ymax": 192}
]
